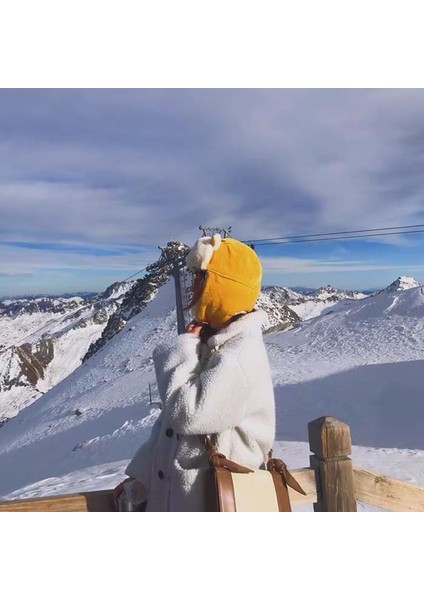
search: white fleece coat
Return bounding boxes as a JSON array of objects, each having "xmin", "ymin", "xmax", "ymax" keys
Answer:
[{"xmin": 125, "ymin": 310, "xmax": 276, "ymax": 511}]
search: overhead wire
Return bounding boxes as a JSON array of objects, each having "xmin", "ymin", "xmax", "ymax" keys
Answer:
[
  {"xmin": 243, "ymin": 223, "xmax": 424, "ymax": 244},
  {"xmin": 243, "ymin": 224, "xmax": 424, "ymax": 247},
  {"xmin": 249, "ymin": 229, "xmax": 424, "ymax": 247},
  {"xmin": 122, "ymin": 266, "xmax": 149, "ymax": 282}
]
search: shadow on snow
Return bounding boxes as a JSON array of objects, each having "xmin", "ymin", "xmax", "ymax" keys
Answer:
[{"xmin": 275, "ymin": 359, "xmax": 424, "ymax": 450}]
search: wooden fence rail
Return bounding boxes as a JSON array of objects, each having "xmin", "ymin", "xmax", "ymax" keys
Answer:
[
  {"xmin": 1, "ymin": 416, "xmax": 423, "ymax": 512},
  {"xmin": 0, "ymin": 490, "xmax": 116, "ymax": 512},
  {"xmin": 353, "ymin": 467, "xmax": 424, "ymax": 512}
]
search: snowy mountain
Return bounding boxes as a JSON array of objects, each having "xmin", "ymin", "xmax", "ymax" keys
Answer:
[
  {"xmin": 266, "ymin": 282, "xmax": 424, "ymax": 451},
  {"xmin": 0, "ymin": 240, "xmax": 192, "ymax": 422},
  {"xmin": 0, "ymin": 295, "xmax": 86, "ymax": 318},
  {"xmin": 275, "ymin": 283, "xmax": 368, "ymax": 321},
  {"xmin": 380, "ymin": 276, "xmax": 421, "ymax": 294},
  {"xmin": 0, "ymin": 257, "xmax": 405, "ymax": 425},
  {"xmin": 84, "ymin": 240, "xmax": 189, "ymax": 362},
  {"xmin": 312, "ymin": 284, "xmax": 367, "ymax": 302},
  {"xmin": 256, "ymin": 287, "xmax": 300, "ymax": 331},
  {"xmin": 0, "ymin": 282, "xmax": 136, "ymax": 421},
  {"xmin": 0, "ymin": 275, "xmax": 423, "ymax": 507}
]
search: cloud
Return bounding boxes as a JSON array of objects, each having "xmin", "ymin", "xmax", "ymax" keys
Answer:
[
  {"xmin": 2, "ymin": 89, "xmax": 424, "ymax": 293},
  {"xmin": 1, "ymin": 90, "xmax": 424, "ymax": 241},
  {"xmin": 0, "ymin": 242, "xmax": 159, "ymax": 276},
  {"xmin": 0, "ymin": 271, "xmax": 33, "ymax": 278},
  {"xmin": 261, "ymin": 255, "xmax": 424, "ymax": 275}
]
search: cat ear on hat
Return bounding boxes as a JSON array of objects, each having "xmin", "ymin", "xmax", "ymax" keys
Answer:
[{"xmin": 186, "ymin": 234, "xmax": 222, "ymax": 271}]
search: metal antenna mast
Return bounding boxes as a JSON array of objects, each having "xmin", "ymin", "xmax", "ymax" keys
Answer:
[
  {"xmin": 199, "ymin": 225, "xmax": 232, "ymax": 238},
  {"xmin": 173, "ymin": 259, "xmax": 186, "ymax": 334}
]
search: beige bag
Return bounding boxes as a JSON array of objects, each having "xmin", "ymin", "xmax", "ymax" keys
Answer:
[{"xmin": 201, "ymin": 436, "xmax": 306, "ymax": 512}]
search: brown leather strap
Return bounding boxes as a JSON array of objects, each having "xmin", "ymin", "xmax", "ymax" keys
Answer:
[
  {"xmin": 270, "ymin": 469, "xmax": 292, "ymax": 512},
  {"xmin": 214, "ymin": 467, "xmax": 236, "ymax": 511},
  {"xmin": 199, "ymin": 435, "xmax": 254, "ymax": 473},
  {"xmin": 204, "ymin": 468, "xmax": 218, "ymax": 512},
  {"xmin": 201, "ymin": 435, "xmax": 304, "ymax": 512},
  {"xmin": 209, "ymin": 451, "xmax": 254, "ymax": 473},
  {"xmin": 267, "ymin": 458, "xmax": 307, "ymax": 496}
]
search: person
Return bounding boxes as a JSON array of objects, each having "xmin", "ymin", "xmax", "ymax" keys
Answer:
[{"xmin": 114, "ymin": 233, "xmax": 276, "ymax": 511}]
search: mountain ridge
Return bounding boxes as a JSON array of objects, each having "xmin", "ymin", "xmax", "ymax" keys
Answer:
[
  {"xmin": 0, "ymin": 253, "xmax": 416, "ymax": 423},
  {"xmin": 1, "ymin": 273, "xmax": 423, "ymax": 501}
]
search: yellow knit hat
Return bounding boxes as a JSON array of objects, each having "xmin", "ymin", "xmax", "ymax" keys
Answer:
[{"xmin": 186, "ymin": 234, "xmax": 262, "ymax": 329}]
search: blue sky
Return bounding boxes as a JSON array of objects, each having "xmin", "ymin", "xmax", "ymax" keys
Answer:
[{"xmin": 1, "ymin": 88, "xmax": 424, "ymax": 296}]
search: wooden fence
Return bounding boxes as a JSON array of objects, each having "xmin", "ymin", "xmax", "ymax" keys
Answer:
[{"xmin": 1, "ymin": 416, "xmax": 423, "ymax": 512}]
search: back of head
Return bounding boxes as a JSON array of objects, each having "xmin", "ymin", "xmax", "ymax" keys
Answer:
[{"xmin": 186, "ymin": 234, "xmax": 262, "ymax": 329}]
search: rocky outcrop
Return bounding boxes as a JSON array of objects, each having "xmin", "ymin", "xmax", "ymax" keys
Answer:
[
  {"xmin": 83, "ymin": 240, "xmax": 190, "ymax": 361},
  {"xmin": 0, "ymin": 285, "xmax": 135, "ymax": 420},
  {"xmin": 0, "ymin": 339, "xmax": 54, "ymax": 395},
  {"xmin": 257, "ymin": 289, "xmax": 300, "ymax": 332},
  {"xmin": 312, "ymin": 285, "xmax": 367, "ymax": 302},
  {"xmin": 16, "ymin": 340, "xmax": 55, "ymax": 387}
]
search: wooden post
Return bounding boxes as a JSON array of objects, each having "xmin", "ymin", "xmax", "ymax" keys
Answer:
[
  {"xmin": 308, "ymin": 416, "xmax": 357, "ymax": 512},
  {"xmin": 173, "ymin": 262, "xmax": 186, "ymax": 334}
]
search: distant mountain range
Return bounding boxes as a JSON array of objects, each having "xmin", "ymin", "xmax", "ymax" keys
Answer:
[
  {"xmin": 1, "ymin": 264, "xmax": 423, "ymax": 501},
  {"xmin": 0, "ymin": 291, "xmax": 97, "ymax": 302},
  {"xmin": 0, "ymin": 281, "xmax": 136, "ymax": 421},
  {"xmin": 0, "ymin": 237, "xmax": 421, "ymax": 424}
]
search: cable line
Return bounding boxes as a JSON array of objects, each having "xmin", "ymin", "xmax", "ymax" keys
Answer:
[
  {"xmin": 122, "ymin": 266, "xmax": 149, "ymax": 282},
  {"xmin": 3, "ymin": 264, "xmax": 154, "ymax": 351},
  {"xmin": 243, "ymin": 223, "xmax": 424, "ymax": 245},
  {"xmin": 252, "ymin": 228, "xmax": 424, "ymax": 246}
]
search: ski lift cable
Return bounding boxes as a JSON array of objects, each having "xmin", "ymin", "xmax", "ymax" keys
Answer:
[
  {"xmin": 122, "ymin": 266, "xmax": 149, "ymax": 282},
  {"xmin": 251, "ymin": 228, "xmax": 424, "ymax": 247},
  {"xmin": 242, "ymin": 223, "xmax": 424, "ymax": 245}
]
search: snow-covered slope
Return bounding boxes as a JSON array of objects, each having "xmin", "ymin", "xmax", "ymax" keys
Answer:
[
  {"xmin": 0, "ymin": 283, "xmax": 135, "ymax": 420},
  {"xmin": 266, "ymin": 283, "xmax": 424, "ymax": 449},
  {"xmin": 287, "ymin": 284, "xmax": 368, "ymax": 321},
  {"xmin": 0, "ymin": 277, "xmax": 423, "ymax": 506},
  {"xmin": 0, "ymin": 280, "xmax": 178, "ymax": 496}
]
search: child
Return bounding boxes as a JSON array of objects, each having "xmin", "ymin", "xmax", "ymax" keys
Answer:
[{"xmin": 116, "ymin": 234, "xmax": 276, "ymax": 511}]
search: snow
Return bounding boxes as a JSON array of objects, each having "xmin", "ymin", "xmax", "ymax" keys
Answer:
[
  {"xmin": 0, "ymin": 278, "xmax": 423, "ymax": 511},
  {"xmin": 288, "ymin": 299, "xmax": 339, "ymax": 320},
  {"xmin": 0, "ymin": 292, "xmax": 125, "ymax": 419},
  {"xmin": 383, "ymin": 275, "xmax": 421, "ymax": 292},
  {"xmin": 0, "ymin": 312, "xmax": 63, "ymax": 347},
  {"xmin": 105, "ymin": 281, "xmax": 136, "ymax": 300},
  {"xmin": 37, "ymin": 322, "xmax": 108, "ymax": 392},
  {"xmin": 0, "ymin": 301, "xmax": 95, "ymax": 348},
  {"xmin": 0, "ymin": 316, "xmax": 110, "ymax": 421},
  {"xmin": 284, "ymin": 286, "xmax": 369, "ymax": 322}
]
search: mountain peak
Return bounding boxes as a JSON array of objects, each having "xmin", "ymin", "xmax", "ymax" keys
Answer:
[
  {"xmin": 312, "ymin": 284, "xmax": 365, "ymax": 301},
  {"xmin": 384, "ymin": 276, "xmax": 421, "ymax": 293}
]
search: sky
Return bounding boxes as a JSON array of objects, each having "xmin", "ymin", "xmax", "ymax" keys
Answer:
[{"xmin": 2, "ymin": 88, "xmax": 424, "ymax": 296}]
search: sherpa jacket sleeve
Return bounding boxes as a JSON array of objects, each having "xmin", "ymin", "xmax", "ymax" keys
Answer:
[{"xmin": 153, "ymin": 333, "xmax": 249, "ymax": 435}]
